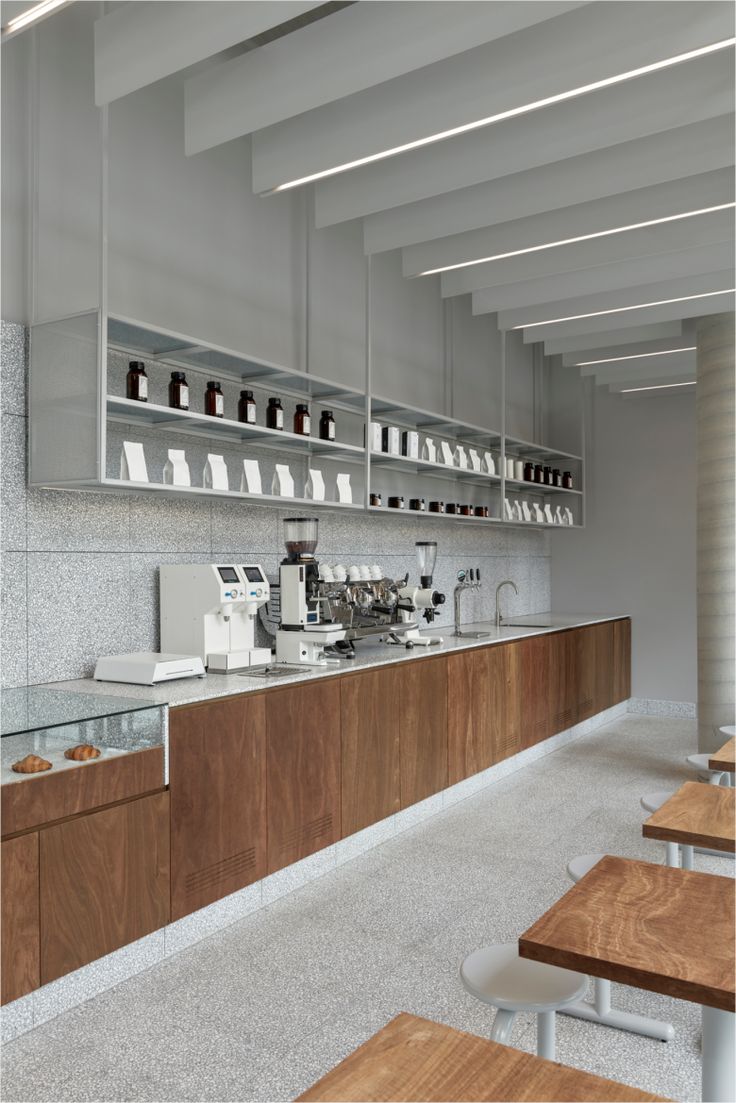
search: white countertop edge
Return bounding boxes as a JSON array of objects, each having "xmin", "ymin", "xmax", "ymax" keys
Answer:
[{"xmin": 35, "ymin": 615, "xmax": 629, "ymax": 711}]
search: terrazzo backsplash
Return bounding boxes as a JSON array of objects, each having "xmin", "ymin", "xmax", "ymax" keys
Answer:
[{"xmin": 1, "ymin": 321, "xmax": 550, "ymax": 688}]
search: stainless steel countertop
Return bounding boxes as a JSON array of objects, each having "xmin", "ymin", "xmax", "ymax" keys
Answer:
[{"xmin": 37, "ymin": 614, "xmax": 628, "ymax": 710}]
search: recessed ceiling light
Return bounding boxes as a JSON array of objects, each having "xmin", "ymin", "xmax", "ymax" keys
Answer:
[
  {"xmin": 513, "ymin": 289, "xmax": 735, "ymax": 330},
  {"xmin": 619, "ymin": 381, "xmax": 696, "ymax": 392},
  {"xmin": 574, "ymin": 346, "xmax": 697, "ymax": 366},
  {"xmin": 1, "ymin": 0, "xmax": 71, "ymax": 37},
  {"xmin": 417, "ymin": 205, "xmax": 735, "ymax": 276},
  {"xmin": 269, "ymin": 38, "xmax": 736, "ymax": 193}
]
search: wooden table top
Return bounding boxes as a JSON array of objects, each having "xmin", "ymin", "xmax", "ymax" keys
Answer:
[
  {"xmin": 709, "ymin": 736, "xmax": 736, "ymax": 773},
  {"xmin": 519, "ymin": 856, "xmax": 735, "ymax": 1012},
  {"xmin": 642, "ymin": 781, "xmax": 735, "ymax": 852},
  {"xmin": 296, "ymin": 1013, "xmax": 668, "ymax": 1102}
]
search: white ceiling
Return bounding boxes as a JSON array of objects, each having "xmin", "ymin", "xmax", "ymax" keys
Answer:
[{"xmin": 91, "ymin": 0, "xmax": 735, "ymax": 393}]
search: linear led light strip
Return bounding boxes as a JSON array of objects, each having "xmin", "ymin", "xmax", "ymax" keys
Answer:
[
  {"xmin": 1, "ymin": 0, "xmax": 71, "ymax": 37},
  {"xmin": 513, "ymin": 289, "xmax": 736, "ymax": 330},
  {"xmin": 418, "ymin": 204, "xmax": 736, "ymax": 276},
  {"xmin": 574, "ymin": 346, "xmax": 697, "ymax": 367},
  {"xmin": 620, "ymin": 381, "xmax": 696, "ymax": 393},
  {"xmin": 269, "ymin": 37, "xmax": 736, "ymax": 193}
]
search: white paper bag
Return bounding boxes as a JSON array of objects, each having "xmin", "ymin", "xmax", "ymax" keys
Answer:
[
  {"xmin": 241, "ymin": 459, "xmax": 262, "ymax": 494},
  {"xmin": 565, "ymin": 507, "xmax": 574, "ymax": 525},
  {"xmin": 272, "ymin": 464, "xmax": 295, "ymax": 497},
  {"xmin": 121, "ymin": 441, "xmax": 149, "ymax": 483},
  {"xmin": 483, "ymin": 452, "xmax": 495, "ymax": 476},
  {"xmin": 521, "ymin": 501, "xmax": 532, "ymax": 521},
  {"xmin": 163, "ymin": 448, "xmax": 190, "ymax": 487},
  {"xmin": 469, "ymin": 449, "xmax": 481, "ymax": 472},
  {"xmin": 336, "ymin": 473, "xmax": 352, "ymax": 504},
  {"xmin": 454, "ymin": 445, "xmax": 468, "ymax": 469},
  {"xmin": 203, "ymin": 454, "xmax": 228, "ymax": 491},
  {"xmin": 305, "ymin": 469, "xmax": 326, "ymax": 501},
  {"xmin": 440, "ymin": 442, "xmax": 454, "ymax": 466},
  {"xmin": 422, "ymin": 438, "xmax": 437, "ymax": 463},
  {"xmin": 512, "ymin": 500, "xmax": 523, "ymax": 521},
  {"xmin": 533, "ymin": 503, "xmax": 545, "ymax": 522},
  {"xmin": 554, "ymin": 506, "xmax": 563, "ymax": 524},
  {"xmin": 504, "ymin": 497, "xmax": 513, "ymax": 520},
  {"xmin": 544, "ymin": 504, "xmax": 554, "ymax": 524}
]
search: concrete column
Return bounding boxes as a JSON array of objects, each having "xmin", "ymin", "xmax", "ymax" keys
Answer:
[{"xmin": 696, "ymin": 312, "xmax": 735, "ymax": 752}]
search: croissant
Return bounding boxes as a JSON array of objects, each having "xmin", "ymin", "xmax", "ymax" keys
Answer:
[
  {"xmin": 64, "ymin": 743, "xmax": 101, "ymax": 762},
  {"xmin": 12, "ymin": 754, "xmax": 52, "ymax": 774}
]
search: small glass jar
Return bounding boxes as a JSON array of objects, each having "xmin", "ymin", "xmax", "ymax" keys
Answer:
[
  {"xmin": 534, "ymin": 464, "xmax": 544, "ymax": 484},
  {"xmin": 409, "ymin": 498, "xmax": 426, "ymax": 512},
  {"xmin": 388, "ymin": 495, "xmax": 404, "ymax": 509},
  {"xmin": 369, "ymin": 492, "xmax": 382, "ymax": 507},
  {"xmin": 294, "ymin": 403, "xmax": 311, "ymax": 436},
  {"xmin": 459, "ymin": 504, "xmax": 471, "ymax": 516},
  {"xmin": 126, "ymin": 360, "xmax": 148, "ymax": 403},
  {"xmin": 429, "ymin": 501, "xmax": 444, "ymax": 513},
  {"xmin": 553, "ymin": 468, "xmax": 562, "ymax": 487},
  {"xmin": 543, "ymin": 465, "xmax": 553, "ymax": 485},
  {"xmin": 523, "ymin": 461, "xmax": 535, "ymax": 482},
  {"xmin": 266, "ymin": 397, "xmax": 284, "ymax": 430},
  {"xmin": 563, "ymin": 471, "xmax": 574, "ymax": 489},
  {"xmin": 319, "ymin": 410, "xmax": 336, "ymax": 441},
  {"xmin": 204, "ymin": 381, "xmax": 224, "ymax": 418},
  {"xmin": 474, "ymin": 505, "xmax": 488, "ymax": 518},
  {"xmin": 238, "ymin": 389, "xmax": 256, "ymax": 425},
  {"xmin": 445, "ymin": 503, "xmax": 458, "ymax": 515},
  {"xmin": 168, "ymin": 371, "xmax": 189, "ymax": 410}
]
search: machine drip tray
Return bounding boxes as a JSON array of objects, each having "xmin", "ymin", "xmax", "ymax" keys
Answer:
[{"xmin": 239, "ymin": 665, "xmax": 306, "ymax": 679}]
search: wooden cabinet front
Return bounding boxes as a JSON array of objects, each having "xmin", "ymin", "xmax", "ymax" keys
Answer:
[
  {"xmin": 594, "ymin": 622, "xmax": 615, "ymax": 712},
  {"xmin": 266, "ymin": 681, "xmax": 341, "ymax": 873},
  {"xmin": 169, "ymin": 694, "xmax": 267, "ymax": 920},
  {"xmin": 39, "ymin": 791, "xmax": 170, "ymax": 985},
  {"xmin": 549, "ymin": 631, "xmax": 577, "ymax": 735},
  {"xmin": 1, "ymin": 833, "xmax": 40, "ymax": 1005},
  {"xmin": 519, "ymin": 634, "xmax": 552, "ymax": 749},
  {"xmin": 398, "ymin": 655, "xmax": 448, "ymax": 808},
  {"xmin": 448, "ymin": 644, "xmax": 521, "ymax": 783},
  {"xmin": 613, "ymin": 619, "xmax": 632, "ymax": 704},
  {"xmin": 341, "ymin": 668, "xmax": 401, "ymax": 836}
]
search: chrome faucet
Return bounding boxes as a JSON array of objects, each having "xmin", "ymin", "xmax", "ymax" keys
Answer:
[
  {"xmin": 495, "ymin": 579, "xmax": 518, "ymax": 629},
  {"xmin": 453, "ymin": 569, "xmax": 489, "ymax": 638}
]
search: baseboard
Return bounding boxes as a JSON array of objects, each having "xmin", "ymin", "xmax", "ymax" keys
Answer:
[{"xmin": 628, "ymin": 698, "xmax": 697, "ymax": 719}]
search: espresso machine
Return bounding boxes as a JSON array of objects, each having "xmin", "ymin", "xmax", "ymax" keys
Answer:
[
  {"xmin": 275, "ymin": 518, "xmax": 347, "ymax": 665},
  {"xmin": 160, "ymin": 563, "xmax": 271, "ymax": 672}
]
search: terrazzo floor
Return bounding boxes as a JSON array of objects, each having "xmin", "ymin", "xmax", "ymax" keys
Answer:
[{"xmin": 2, "ymin": 715, "xmax": 732, "ymax": 1103}]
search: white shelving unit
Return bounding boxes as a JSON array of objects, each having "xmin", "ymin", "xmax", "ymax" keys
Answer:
[{"xmin": 29, "ymin": 309, "xmax": 585, "ymax": 528}]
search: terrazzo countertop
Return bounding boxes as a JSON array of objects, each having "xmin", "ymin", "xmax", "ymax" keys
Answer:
[{"xmin": 38, "ymin": 614, "xmax": 628, "ymax": 709}]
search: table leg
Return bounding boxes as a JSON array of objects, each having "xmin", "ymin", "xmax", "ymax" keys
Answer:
[
  {"xmin": 560, "ymin": 993, "xmax": 675, "ymax": 1041},
  {"xmin": 680, "ymin": 845, "xmax": 694, "ymax": 871},
  {"xmin": 537, "ymin": 1011, "xmax": 555, "ymax": 1060},
  {"xmin": 665, "ymin": 841, "xmax": 680, "ymax": 867},
  {"xmin": 701, "ymin": 1005, "xmax": 735, "ymax": 1103}
]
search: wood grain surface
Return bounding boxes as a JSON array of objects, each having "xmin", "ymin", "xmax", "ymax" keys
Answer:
[
  {"xmin": 519, "ymin": 856, "xmax": 735, "ymax": 1011},
  {"xmin": 613, "ymin": 618, "xmax": 632, "ymax": 704},
  {"xmin": 643, "ymin": 782, "xmax": 735, "ymax": 852},
  {"xmin": 266, "ymin": 680, "xmax": 341, "ymax": 873},
  {"xmin": 397, "ymin": 655, "xmax": 448, "ymax": 808},
  {"xmin": 519, "ymin": 633, "xmax": 552, "ymax": 748},
  {"xmin": 575, "ymin": 625, "xmax": 597, "ymax": 723},
  {"xmin": 593, "ymin": 622, "xmax": 614, "ymax": 714},
  {"xmin": 1, "ymin": 746, "xmax": 164, "ymax": 837},
  {"xmin": 341, "ymin": 667, "xmax": 401, "ymax": 836},
  {"xmin": 709, "ymin": 736, "xmax": 736, "ymax": 773},
  {"xmin": 169, "ymin": 694, "xmax": 267, "ymax": 920},
  {"xmin": 1, "ymin": 833, "xmax": 40, "ymax": 1004},
  {"xmin": 550, "ymin": 630, "xmax": 577, "ymax": 733},
  {"xmin": 447, "ymin": 648, "xmax": 495, "ymax": 782},
  {"xmin": 296, "ymin": 1013, "xmax": 668, "ymax": 1102},
  {"xmin": 40, "ymin": 791, "xmax": 170, "ymax": 984}
]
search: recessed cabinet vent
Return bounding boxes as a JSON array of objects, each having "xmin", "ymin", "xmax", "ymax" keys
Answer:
[
  {"xmin": 579, "ymin": 696, "xmax": 594, "ymax": 716},
  {"xmin": 280, "ymin": 813, "xmax": 333, "ymax": 855},
  {"xmin": 185, "ymin": 848, "xmax": 256, "ymax": 896},
  {"xmin": 555, "ymin": 708, "xmax": 574, "ymax": 729}
]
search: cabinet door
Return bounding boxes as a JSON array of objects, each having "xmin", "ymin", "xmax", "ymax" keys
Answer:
[
  {"xmin": 519, "ymin": 634, "xmax": 552, "ymax": 748},
  {"xmin": 169, "ymin": 695, "xmax": 267, "ymax": 920},
  {"xmin": 594, "ymin": 622, "xmax": 615, "ymax": 713},
  {"xmin": 40, "ymin": 792, "xmax": 170, "ymax": 985},
  {"xmin": 1, "ymin": 833, "xmax": 40, "ymax": 1004},
  {"xmin": 612, "ymin": 619, "xmax": 632, "ymax": 704},
  {"xmin": 576, "ymin": 626, "xmax": 597, "ymax": 723},
  {"xmin": 341, "ymin": 668, "xmax": 400, "ymax": 836},
  {"xmin": 550, "ymin": 631, "xmax": 577, "ymax": 734},
  {"xmin": 266, "ymin": 681, "xmax": 341, "ymax": 873},
  {"xmin": 496, "ymin": 641, "xmax": 522, "ymax": 762},
  {"xmin": 398, "ymin": 656, "xmax": 448, "ymax": 808},
  {"xmin": 448, "ymin": 649, "xmax": 494, "ymax": 783}
]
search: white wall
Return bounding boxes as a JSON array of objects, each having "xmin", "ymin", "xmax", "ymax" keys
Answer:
[{"xmin": 551, "ymin": 386, "xmax": 697, "ymax": 703}]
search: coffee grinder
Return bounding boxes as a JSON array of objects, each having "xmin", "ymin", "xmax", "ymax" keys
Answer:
[
  {"xmin": 395, "ymin": 541, "xmax": 446, "ymax": 645},
  {"xmin": 276, "ymin": 517, "xmax": 346, "ymax": 665}
]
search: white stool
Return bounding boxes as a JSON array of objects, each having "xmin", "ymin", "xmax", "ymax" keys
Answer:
[
  {"xmin": 561, "ymin": 854, "xmax": 675, "ymax": 1042},
  {"xmin": 686, "ymin": 753, "xmax": 730, "ymax": 787},
  {"xmin": 640, "ymin": 791, "xmax": 693, "ymax": 869},
  {"xmin": 460, "ymin": 942, "xmax": 587, "ymax": 1060},
  {"xmin": 718, "ymin": 725, "xmax": 735, "ymax": 738}
]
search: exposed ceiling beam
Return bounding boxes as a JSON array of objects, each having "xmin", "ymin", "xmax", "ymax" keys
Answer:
[
  {"xmin": 543, "ymin": 323, "xmax": 684, "ymax": 356},
  {"xmin": 520, "ymin": 291, "xmax": 735, "ymax": 343},
  {"xmin": 471, "ymin": 243, "xmax": 734, "ymax": 316},
  {"xmin": 252, "ymin": 1, "xmax": 734, "ymax": 193},
  {"xmin": 609, "ymin": 375, "xmax": 696, "ymax": 393},
  {"xmin": 561, "ymin": 334, "xmax": 697, "ymax": 366},
  {"xmin": 402, "ymin": 169, "xmax": 733, "ymax": 277},
  {"xmin": 314, "ymin": 52, "xmax": 733, "ymax": 227},
  {"xmin": 499, "ymin": 270, "xmax": 734, "ymax": 330},
  {"xmin": 185, "ymin": 1, "xmax": 583, "ymax": 155},
  {"xmin": 94, "ymin": 0, "xmax": 322, "ymax": 107},
  {"xmin": 440, "ymin": 209, "xmax": 735, "ymax": 296},
  {"xmin": 581, "ymin": 354, "xmax": 695, "ymax": 382}
]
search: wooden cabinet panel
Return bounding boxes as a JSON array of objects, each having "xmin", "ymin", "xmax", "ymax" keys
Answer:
[
  {"xmin": 519, "ymin": 634, "xmax": 552, "ymax": 749},
  {"xmin": 613, "ymin": 619, "xmax": 632, "ymax": 704},
  {"xmin": 266, "ymin": 681, "xmax": 341, "ymax": 873},
  {"xmin": 341, "ymin": 669, "xmax": 400, "ymax": 836},
  {"xmin": 398, "ymin": 656, "xmax": 448, "ymax": 808},
  {"xmin": 1, "ymin": 833, "xmax": 40, "ymax": 1004},
  {"xmin": 594, "ymin": 622, "xmax": 615, "ymax": 713},
  {"xmin": 576, "ymin": 626, "xmax": 597, "ymax": 723},
  {"xmin": 449, "ymin": 644, "xmax": 521, "ymax": 781},
  {"xmin": 40, "ymin": 792, "xmax": 169, "ymax": 985},
  {"xmin": 169, "ymin": 695, "xmax": 267, "ymax": 920},
  {"xmin": 497, "ymin": 641, "xmax": 522, "ymax": 762},
  {"xmin": 550, "ymin": 631, "xmax": 577, "ymax": 735}
]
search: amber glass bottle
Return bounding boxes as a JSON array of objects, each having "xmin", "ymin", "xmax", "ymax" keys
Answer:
[
  {"xmin": 204, "ymin": 381, "xmax": 224, "ymax": 418},
  {"xmin": 293, "ymin": 403, "xmax": 311, "ymax": 435},
  {"xmin": 126, "ymin": 361, "xmax": 148, "ymax": 402},
  {"xmin": 238, "ymin": 390, "xmax": 256, "ymax": 424},
  {"xmin": 168, "ymin": 372, "xmax": 189, "ymax": 410},
  {"xmin": 266, "ymin": 397, "xmax": 284, "ymax": 430}
]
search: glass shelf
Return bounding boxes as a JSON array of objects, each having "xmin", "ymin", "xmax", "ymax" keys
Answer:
[
  {"xmin": 505, "ymin": 478, "xmax": 583, "ymax": 496},
  {"xmin": 504, "ymin": 434, "xmax": 583, "ymax": 463},
  {"xmin": 369, "ymin": 449, "xmax": 500, "ymax": 487},
  {"xmin": 1, "ymin": 687, "xmax": 158, "ymax": 738}
]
